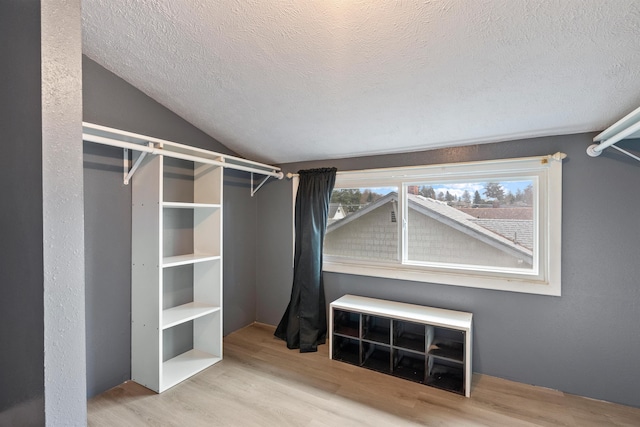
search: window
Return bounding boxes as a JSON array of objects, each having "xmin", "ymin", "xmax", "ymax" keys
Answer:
[
  {"xmin": 323, "ymin": 153, "xmax": 565, "ymax": 295},
  {"xmin": 327, "ymin": 186, "xmax": 398, "ymax": 262}
]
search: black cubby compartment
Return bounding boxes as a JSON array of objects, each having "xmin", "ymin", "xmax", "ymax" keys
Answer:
[
  {"xmin": 392, "ymin": 349, "xmax": 425, "ymax": 383},
  {"xmin": 333, "ymin": 335, "xmax": 360, "ymax": 365},
  {"xmin": 362, "ymin": 315, "xmax": 391, "ymax": 344},
  {"xmin": 333, "ymin": 309, "xmax": 360, "ymax": 338},
  {"xmin": 427, "ymin": 358, "xmax": 464, "ymax": 395},
  {"xmin": 393, "ymin": 320, "xmax": 426, "ymax": 352},
  {"xmin": 428, "ymin": 327, "xmax": 465, "ymax": 363},
  {"xmin": 362, "ymin": 342, "xmax": 391, "ymax": 373}
]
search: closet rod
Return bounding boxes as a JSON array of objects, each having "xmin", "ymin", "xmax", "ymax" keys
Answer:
[
  {"xmin": 84, "ymin": 133, "xmax": 283, "ymax": 180},
  {"xmin": 587, "ymin": 119, "xmax": 640, "ymax": 159},
  {"xmin": 587, "ymin": 105, "xmax": 640, "ymax": 162}
]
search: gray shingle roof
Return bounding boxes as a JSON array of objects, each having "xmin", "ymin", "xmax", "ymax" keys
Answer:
[
  {"xmin": 328, "ymin": 192, "xmax": 533, "ymax": 262},
  {"xmin": 328, "ymin": 203, "xmax": 341, "ymax": 218},
  {"xmin": 458, "ymin": 207, "xmax": 533, "ymax": 220},
  {"xmin": 470, "ymin": 219, "xmax": 533, "ymax": 250},
  {"xmin": 407, "ymin": 195, "xmax": 532, "ymax": 259}
]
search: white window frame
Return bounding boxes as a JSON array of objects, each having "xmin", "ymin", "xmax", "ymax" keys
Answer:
[{"xmin": 323, "ymin": 153, "xmax": 565, "ymax": 296}]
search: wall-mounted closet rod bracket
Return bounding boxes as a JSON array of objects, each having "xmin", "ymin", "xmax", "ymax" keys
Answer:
[
  {"xmin": 251, "ymin": 173, "xmax": 271, "ymax": 197},
  {"xmin": 123, "ymin": 144, "xmax": 150, "ymax": 185},
  {"xmin": 588, "ymin": 105, "xmax": 640, "ymax": 163},
  {"xmin": 83, "ymin": 122, "xmax": 284, "ymax": 184},
  {"xmin": 123, "ymin": 148, "xmax": 128, "ymax": 184},
  {"xmin": 610, "ymin": 144, "xmax": 640, "ymax": 162}
]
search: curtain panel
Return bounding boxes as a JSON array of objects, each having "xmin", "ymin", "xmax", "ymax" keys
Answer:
[{"xmin": 275, "ymin": 167, "xmax": 337, "ymax": 352}]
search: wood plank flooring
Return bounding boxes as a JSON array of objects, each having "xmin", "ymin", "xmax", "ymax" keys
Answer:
[{"xmin": 88, "ymin": 323, "xmax": 640, "ymax": 426}]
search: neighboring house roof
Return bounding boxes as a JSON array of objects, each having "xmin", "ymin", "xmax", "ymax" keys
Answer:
[
  {"xmin": 328, "ymin": 203, "xmax": 346, "ymax": 224},
  {"xmin": 327, "ymin": 192, "xmax": 532, "ymax": 264},
  {"xmin": 328, "ymin": 203, "xmax": 342, "ymax": 218},
  {"xmin": 471, "ymin": 219, "xmax": 533, "ymax": 250},
  {"xmin": 458, "ymin": 207, "xmax": 533, "ymax": 220},
  {"xmin": 327, "ymin": 194, "xmax": 395, "ymax": 231}
]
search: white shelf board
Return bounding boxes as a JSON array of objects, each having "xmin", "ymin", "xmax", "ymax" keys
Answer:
[
  {"xmin": 161, "ymin": 349, "xmax": 221, "ymax": 392},
  {"xmin": 162, "ymin": 253, "xmax": 220, "ymax": 268},
  {"xmin": 83, "ymin": 121, "xmax": 281, "ymax": 177},
  {"xmin": 163, "ymin": 201, "xmax": 221, "ymax": 209},
  {"xmin": 331, "ymin": 294, "xmax": 472, "ymax": 331},
  {"xmin": 162, "ymin": 302, "xmax": 221, "ymax": 330}
]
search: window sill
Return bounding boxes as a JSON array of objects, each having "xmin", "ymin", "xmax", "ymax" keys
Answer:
[{"xmin": 323, "ymin": 260, "xmax": 561, "ymax": 296}]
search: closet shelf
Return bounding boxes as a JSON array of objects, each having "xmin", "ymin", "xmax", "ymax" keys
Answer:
[
  {"xmin": 162, "ymin": 349, "xmax": 222, "ymax": 391},
  {"xmin": 163, "ymin": 201, "xmax": 221, "ymax": 209},
  {"xmin": 162, "ymin": 254, "xmax": 220, "ymax": 268},
  {"xmin": 83, "ymin": 121, "xmax": 283, "ymax": 186},
  {"xmin": 162, "ymin": 303, "xmax": 221, "ymax": 330}
]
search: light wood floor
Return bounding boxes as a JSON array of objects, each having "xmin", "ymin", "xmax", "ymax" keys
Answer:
[{"xmin": 88, "ymin": 323, "xmax": 640, "ymax": 426}]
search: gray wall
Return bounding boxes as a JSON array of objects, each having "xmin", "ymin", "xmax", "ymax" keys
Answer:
[
  {"xmin": 256, "ymin": 133, "xmax": 640, "ymax": 408},
  {"xmin": 83, "ymin": 56, "xmax": 258, "ymax": 397},
  {"xmin": 2, "ymin": 2, "xmax": 86, "ymax": 424},
  {"xmin": 223, "ymin": 170, "xmax": 258, "ymax": 334},
  {"xmin": 256, "ymin": 179, "xmax": 295, "ymax": 324},
  {"xmin": 83, "ymin": 142, "xmax": 132, "ymax": 397},
  {"xmin": 0, "ymin": 2, "xmax": 45, "ymax": 424}
]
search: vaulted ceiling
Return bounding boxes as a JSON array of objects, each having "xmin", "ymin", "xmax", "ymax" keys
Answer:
[{"xmin": 82, "ymin": 1, "xmax": 640, "ymax": 164}]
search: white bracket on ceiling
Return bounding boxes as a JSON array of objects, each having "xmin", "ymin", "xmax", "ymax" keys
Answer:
[{"xmin": 251, "ymin": 173, "xmax": 271, "ymax": 197}]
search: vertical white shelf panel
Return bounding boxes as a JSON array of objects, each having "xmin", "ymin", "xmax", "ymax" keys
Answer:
[
  {"xmin": 132, "ymin": 153, "xmax": 223, "ymax": 393},
  {"xmin": 131, "ymin": 153, "xmax": 163, "ymax": 393}
]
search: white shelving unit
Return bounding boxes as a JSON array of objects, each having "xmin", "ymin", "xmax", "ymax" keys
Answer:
[
  {"xmin": 83, "ymin": 122, "xmax": 283, "ymax": 394},
  {"xmin": 131, "ymin": 153, "xmax": 223, "ymax": 393},
  {"xmin": 330, "ymin": 294, "xmax": 473, "ymax": 397}
]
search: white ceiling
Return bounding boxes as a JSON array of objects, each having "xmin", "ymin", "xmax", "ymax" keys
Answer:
[{"xmin": 82, "ymin": 1, "xmax": 640, "ymax": 164}]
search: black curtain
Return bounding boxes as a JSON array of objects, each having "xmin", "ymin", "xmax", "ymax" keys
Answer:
[{"xmin": 274, "ymin": 167, "xmax": 337, "ymax": 352}]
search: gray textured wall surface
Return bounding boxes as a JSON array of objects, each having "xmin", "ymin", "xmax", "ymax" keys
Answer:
[
  {"xmin": 83, "ymin": 56, "xmax": 256, "ymax": 397},
  {"xmin": 256, "ymin": 179, "xmax": 295, "ymax": 325},
  {"xmin": 0, "ymin": 2, "xmax": 45, "ymax": 425},
  {"xmin": 223, "ymin": 169, "xmax": 258, "ymax": 335},
  {"xmin": 257, "ymin": 134, "xmax": 640, "ymax": 408},
  {"xmin": 41, "ymin": 0, "xmax": 87, "ymax": 423},
  {"xmin": 83, "ymin": 142, "xmax": 132, "ymax": 398}
]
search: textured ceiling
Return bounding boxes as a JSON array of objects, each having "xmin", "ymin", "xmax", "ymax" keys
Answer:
[{"xmin": 82, "ymin": 1, "xmax": 640, "ymax": 164}]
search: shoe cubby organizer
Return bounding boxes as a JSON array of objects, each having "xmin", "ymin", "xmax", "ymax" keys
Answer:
[{"xmin": 330, "ymin": 294, "xmax": 473, "ymax": 397}]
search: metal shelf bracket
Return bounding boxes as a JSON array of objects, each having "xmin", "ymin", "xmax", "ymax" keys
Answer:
[
  {"xmin": 251, "ymin": 173, "xmax": 271, "ymax": 197},
  {"xmin": 123, "ymin": 143, "xmax": 151, "ymax": 185},
  {"xmin": 83, "ymin": 122, "xmax": 283, "ymax": 187}
]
